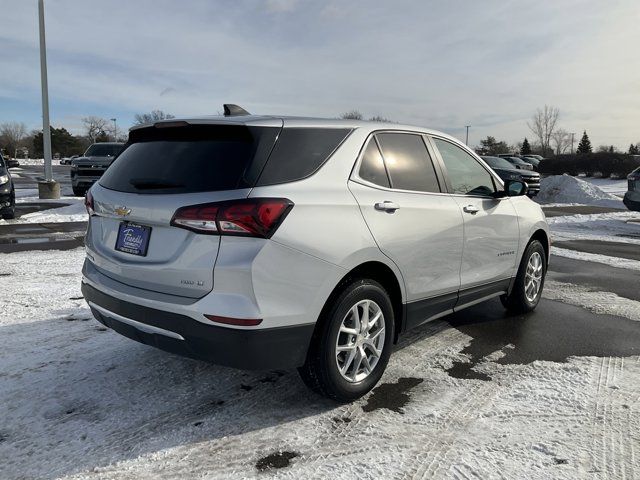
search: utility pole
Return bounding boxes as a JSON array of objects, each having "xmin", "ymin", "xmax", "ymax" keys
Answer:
[
  {"xmin": 37, "ymin": 0, "xmax": 59, "ymax": 199},
  {"xmin": 465, "ymin": 125, "xmax": 470, "ymax": 146},
  {"xmin": 111, "ymin": 118, "xmax": 117, "ymax": 141},
  {"xmin": 570, "ymin": 132, "xmax": 576, "ymax": 154}
]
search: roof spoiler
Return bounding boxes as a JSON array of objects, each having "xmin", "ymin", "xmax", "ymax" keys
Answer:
[{"xmin": 223, "ymin": 104, "xmax": 251, "ymax": 116}]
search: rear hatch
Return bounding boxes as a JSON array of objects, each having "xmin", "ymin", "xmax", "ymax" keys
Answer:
[{"xmin": 87, "ymin": 121, "xmax": 282, "ymax": 298}]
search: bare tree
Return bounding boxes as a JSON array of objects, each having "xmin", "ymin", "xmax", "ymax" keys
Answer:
[
  {"xmin": 0, "ymin": 122, "xmax": 27, "ymax": 157},
  {"xmin": 551, "ymin": 128, "xmax": 572, "ymax": 155},
  {"xmin": 340, "ymin": 110, "xmax": 363, "ymax": 120},
  {"xmin": 133, "ymin": 110, "xmax": 175, "ymax": 125},
  {"xmin": 527, "ymin": 105, "xmax": 559, "ymax": 156},
  {"xmin": 82, "ymin": 116, "xmax": 109, "ymax": 143}
]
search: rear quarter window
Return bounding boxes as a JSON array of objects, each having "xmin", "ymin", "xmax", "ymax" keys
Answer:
[{"xmin": 255, "ymin": 128, "xmax": 352, "ymax": 186}]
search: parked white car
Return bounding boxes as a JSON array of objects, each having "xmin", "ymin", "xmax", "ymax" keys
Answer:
[{"xmin": 81, "ymin": 106, "xmax": 550, "ymax": 401}]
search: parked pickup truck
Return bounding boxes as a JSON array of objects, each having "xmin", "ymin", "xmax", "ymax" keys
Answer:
[{"xmin": 71, "ymin": 142, "xmax": 124, "ymax": 196}]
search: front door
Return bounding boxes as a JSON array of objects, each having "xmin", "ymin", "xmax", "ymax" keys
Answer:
[{"xmin": 430, "ymin": 137, "xmax": 520, "ymax": 307}]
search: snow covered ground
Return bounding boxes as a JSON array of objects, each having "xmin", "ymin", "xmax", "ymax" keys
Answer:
[
  {"xmin": 1, "ymin": 248, "xmax": 639, "ymax": 479},
  {"xmin": 548, "ymin": 211, "xmax": 640, "ymax": 244},
  {"xmin": 581, "ymin": 177, "xmax": 628, "ymax": 196}
]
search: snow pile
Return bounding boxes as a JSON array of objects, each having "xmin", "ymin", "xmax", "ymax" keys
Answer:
[
  {"xmin": 18, "ymin": 200, "xmax": 87, "ymax": 223},
  {"xmin": 536, "ymin": 174, "xmax": 624, "ymax": 208}
]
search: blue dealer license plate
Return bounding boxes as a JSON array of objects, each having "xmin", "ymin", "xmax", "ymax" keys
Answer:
[{"xmin": 115, "ymin": 222, "xmax": 151, "ymax": 256}]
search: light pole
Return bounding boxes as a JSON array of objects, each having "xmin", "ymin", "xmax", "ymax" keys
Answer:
[
  {"xmin": 570, "ymin": 132, "xmax": 576, "ymax": 154},
  {"xmin": 111, "ymin": 118, "xmax": 117, "ymax": 141},
  {"xmin": 465, "ymin": 125, "xmax": 471, "ymax": 146},
  {"xmin": 37, "ymin": 0, "xmax": 59, "ymax": 199}
]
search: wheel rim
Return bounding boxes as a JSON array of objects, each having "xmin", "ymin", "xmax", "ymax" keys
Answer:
[
  {"xmin": 524, "ymin": 251, "xmax": 543, "ymax": 302},
  {"xmin": 335, "ymin": 299, "xmax": 386, "ymax": 383}
]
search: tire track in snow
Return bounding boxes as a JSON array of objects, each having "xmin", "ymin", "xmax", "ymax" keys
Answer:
[
  {"xmin": 406, "ymin": 381, "xmax": 498, "ymax": 479},
  {"xmin": 591, "ymin": 356, "xmax": 630, "ymax": 479}
]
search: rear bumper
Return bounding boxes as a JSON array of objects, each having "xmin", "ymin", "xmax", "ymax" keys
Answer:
[
  {"xmin": 81, "ymin": 282, "xmax": 315, "ymax": 370},
  {"xmin": 71, "ymin": 173, "xmax": 101, "ymax": 187}
]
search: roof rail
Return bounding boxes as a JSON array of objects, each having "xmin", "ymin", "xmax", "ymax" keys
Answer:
[{"xmin": 223, "ymin": 104, "xmax": 250, "ymax": 116}]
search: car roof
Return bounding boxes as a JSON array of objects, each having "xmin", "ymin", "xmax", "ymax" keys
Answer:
[
  {"xmin": 132, "ymin": 114, "xmax": 463, "ymax": 145},
  {"xmin": 92, "ymin": 142, "xmax": 125, "ymax": 145}
]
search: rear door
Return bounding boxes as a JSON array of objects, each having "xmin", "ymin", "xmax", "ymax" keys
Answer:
[
  {"xmin": 349, "ymin": 132, "xmax": 464, "ymax": 323},
  {"xmin": 429, "ymin": 136, "xmax": 520, "ymax": 306},
  {"xmin": 86, "ymin": 121, "xmax": 281, "ymax": 299}
]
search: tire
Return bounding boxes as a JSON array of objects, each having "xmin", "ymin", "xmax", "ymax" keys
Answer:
[
  {"xmin": 72, "ymin": 186, "xmax": 86, "ymax": 197},
  {"xmin": 1, "ymin": 194, "xmax": 15, "ymax": 219},
  {"xmin": 500, "ymin": 239, "xmax": 546, "ymax": 314},
  {"xmin": 298, "ymin": 279, "xmax": 395, "ymax": 402}
]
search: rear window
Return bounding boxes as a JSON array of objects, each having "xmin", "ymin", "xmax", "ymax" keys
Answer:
[
  {"xmin": 99, "ymin": 125, "xmax": 279, "ymax": 194},
  {"xmin": 85, "ymin": 144, "xmax": 124, "ymax": 157},
  {"xmin": 255, "ymin": 128, "xmax": 351, "ymax": 186}
]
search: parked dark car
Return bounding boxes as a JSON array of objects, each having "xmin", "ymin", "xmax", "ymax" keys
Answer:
[
  {"xmin": 520, "ymin": 156, "xmax": 541, "ymax": 170},
  {"xmin": 0, "ymin": 153, "xmax": 16, "ymax": 219},
  {"xmin": 624, "ymin": 167, "xmax": 640, "ymax": 211},
  {"xmin": 71, "ymin": 143, "xmax": 125, "ymax": 196},
  {"xmin": 482, "ymin": 156, "xmax": 540, "ymax": 196},
  {"xmin": 60, "ymin": 155, "xmax": 79, "ymax": 165},
  {"xmin": 497, "ymin": 154, "xmax": 534, "ymax": 171},
  {"xmin": 5, "ymin": 157, "xmax": 20, "ymax": 168}
]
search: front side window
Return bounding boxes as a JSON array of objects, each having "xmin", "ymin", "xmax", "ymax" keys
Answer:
[
  {"xmin": 357, "ymin": 138, "xmax": 390, "ymax": 188},
  {"xmin": 375, "ymin": 133, "xmax": 440, "ymax": 193},
  {"xmin": 434, "ymin": 138, "xmax": 496, "ymax": 196}
]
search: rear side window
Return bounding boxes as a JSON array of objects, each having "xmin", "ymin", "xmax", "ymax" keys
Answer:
[
  {"xmin": 256, "ymin": 128, "xmax": 351, "ymax": 186},
  {"xmin": 376, "ymin": 133, "xmax": 440, "ymax": 193},
  {"xmin": 358, "ymin": 139, "xmax": 390, "ymax": 188},
  {"xmin": 99, "ymin": 125, "xmax": 279, "ymax": 194}
]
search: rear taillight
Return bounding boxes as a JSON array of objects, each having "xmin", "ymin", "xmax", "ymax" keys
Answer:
[
  {"xmin": 84, "ymin": 190, "xmax": 94, "ymax": 215},
  {"xmin": 171, "ymin": 198, "xmax": 293, "ymax": 238}
]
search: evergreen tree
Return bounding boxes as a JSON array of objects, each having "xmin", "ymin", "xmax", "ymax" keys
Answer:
[
  {"xmin": 476, "ymin": 136, "xmax": 510, "ymax": 155},
  {"xmin": 520, "ymin": 137, "xmax": 532, "ymax": 155},
  {"xmin": 576, "ymin": 131, "xmax": 592, "ymax": 154},
  {"xmin": 629, "ymin": 143, "xmax": 639, "ymax": 155},
  {"xmin": 32, "ymin": 127, "xmax": 84, "ymax": 157}
]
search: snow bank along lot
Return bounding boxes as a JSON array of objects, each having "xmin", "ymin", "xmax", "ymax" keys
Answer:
[{"xmin": 2, "ymin": 248, "xmax": 640, "ymax": 479}]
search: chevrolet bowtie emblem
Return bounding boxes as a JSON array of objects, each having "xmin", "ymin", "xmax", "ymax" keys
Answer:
[{"xmin": 114, "ymin": 206, "xmax": 131, "ymax": 216}]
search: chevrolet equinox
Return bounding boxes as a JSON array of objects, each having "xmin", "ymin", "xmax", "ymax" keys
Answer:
[{"xmin": 81, "ymin": 106, "xmax": 550, "ymax": 401}]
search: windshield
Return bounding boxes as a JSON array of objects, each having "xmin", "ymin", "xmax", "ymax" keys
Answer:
[
  {"xmin": 507, "ymin": 157, "xmax": 528, "ymax": 165},
  {"xmin": 84, "ymin": 144, "xmax": 124, "ymax": 157},
  {"xmin": 482, "ymin": 156, "xmax": 515, "ymax": 170}
]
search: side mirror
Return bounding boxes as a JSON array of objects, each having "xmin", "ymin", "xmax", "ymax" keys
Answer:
[{"xmin": 504, "ymin": 179, "xmax": 528, "ymax": 197}]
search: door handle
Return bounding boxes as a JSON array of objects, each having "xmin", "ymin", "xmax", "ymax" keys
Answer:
[
  {"xmin": 463, "ymin": 205, "xmax": 479, "ymax": 214},
  {"xmin": 374, "ymin": 201, "xmax": 400, "ymax": 212}
]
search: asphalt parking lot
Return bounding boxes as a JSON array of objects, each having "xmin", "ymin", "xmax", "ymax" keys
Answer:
[{"xmin": 1, "ymin": 165, "xmax": 639, "ymax": 478}]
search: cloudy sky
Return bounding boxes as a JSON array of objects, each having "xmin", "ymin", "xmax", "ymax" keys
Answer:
[{"xmin": 1, "ymin": 0, "xmax": 639, "ymax": 148}]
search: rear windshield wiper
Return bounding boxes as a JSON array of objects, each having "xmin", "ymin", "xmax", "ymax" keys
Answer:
[{"xmin": 129, "ymin": 178, "xmax": 185, "ymax": 190}]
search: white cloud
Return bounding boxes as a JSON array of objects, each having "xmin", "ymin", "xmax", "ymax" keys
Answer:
[{"xmin": 0, "ymin": 0, "xmax": 638, "ymax": 148}]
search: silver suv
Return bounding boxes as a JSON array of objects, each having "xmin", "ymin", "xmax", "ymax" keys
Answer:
[{"xmin": 81, "ymin": 108, "xmax": 550, "ymax": 401}]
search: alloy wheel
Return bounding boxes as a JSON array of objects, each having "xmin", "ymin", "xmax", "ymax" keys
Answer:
[{"xmin": 335, "ymin": 299, "xmax": 386, "ymax": 383}]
